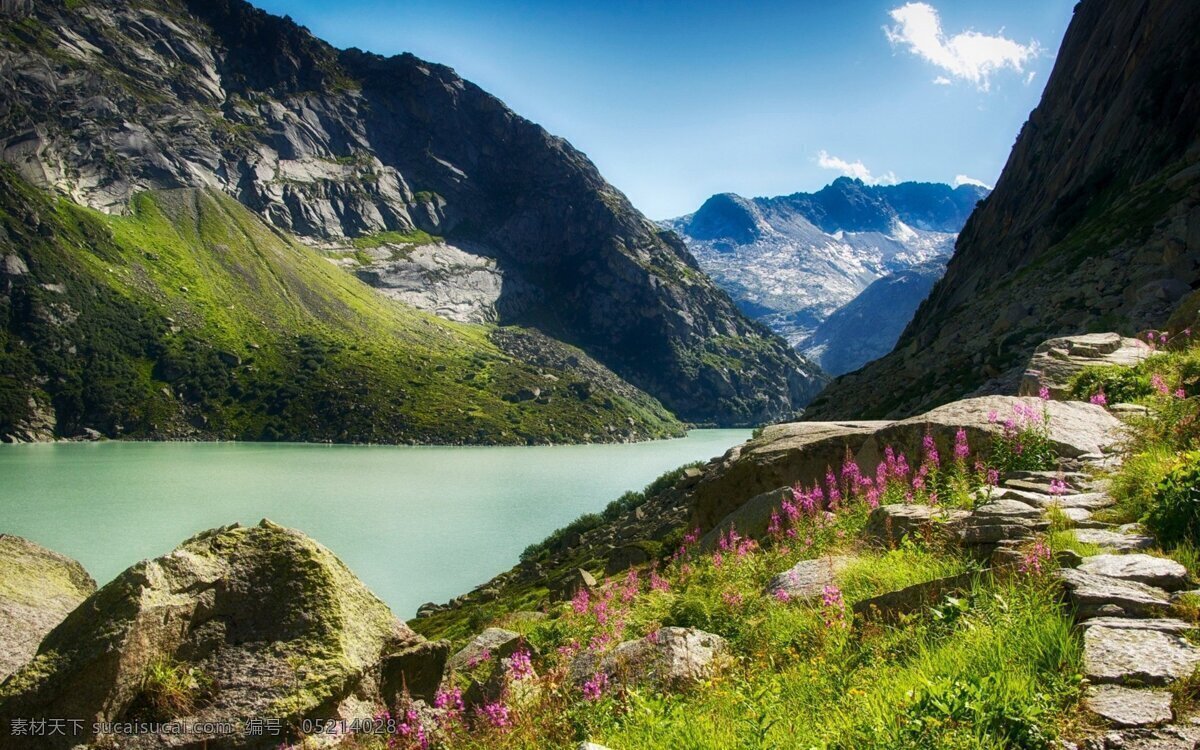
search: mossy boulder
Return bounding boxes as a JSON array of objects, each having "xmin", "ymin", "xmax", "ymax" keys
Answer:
[
  {"xmin": 0, "ymin": 520, "xmax": 447, "ymax": 749},
  {"xmin": 0, "ymin": 535, "xmax": 95, "ymax": 681}
]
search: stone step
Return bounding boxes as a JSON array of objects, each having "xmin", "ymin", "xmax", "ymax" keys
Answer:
[
  {"xmin": 1056, "ymin": 568, "xmax": 1171, "ymax": 619},
  {"xmin": 1086, "ymin": 685, "xmax": 1174, "ymax": 728},
  {"xmin": 1082, "ymin": 617, "xmax": 1195, "ymax": 634},
  {"xmin": 1078, "ymin": 554, "xmax": 1190, "ymax": 591},
  {"xmin": 986, "ymin": 486, "xmax": 1116, "ymax": 510},
  {"xmin": 1084, "ymin": 625, "xmax": 1200, "ymax": 686},
  {"xmin": 1074, "ymin": 528, "xmax": 1156, "ymax": 552}
]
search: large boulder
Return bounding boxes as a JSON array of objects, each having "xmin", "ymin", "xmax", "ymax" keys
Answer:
[
  {"xmin": 864, "ymin": 504, "xmax": 970, "ymax": 547},
  {"xmin": 0, "ymin": 535, "xmax": 96, "ymax": 681},
  {"xmin": 690, "ymin": 396, "xmax": 1122, "ymax": 534},
  {"xmin": 0, "ymin": 520, "xmax": 448, "ymax": 750},
  {"xmin": 1019, "ymin": 333, "xmax": 1156, "ymax": 399},
  {"xmin": 766, "ymin": 556, "xmax": 854, "ymax": 600},
  {"xmin": 569, "ymin": 627, "xmax": 727, "ymax": 690}
]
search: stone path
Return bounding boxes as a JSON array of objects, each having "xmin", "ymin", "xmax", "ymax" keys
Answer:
[{"xmin": 978, "ymin": 469, "xmax": 1200, "ymax": 737}]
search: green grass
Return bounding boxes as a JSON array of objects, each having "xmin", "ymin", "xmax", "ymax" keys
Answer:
[
  {"xmin": 351, "ymin": 228, "xmax": 442, "ymax": 250},
  {"xmin": 0, "ymin": 169, "xmax": 681, "ymax": 443}
]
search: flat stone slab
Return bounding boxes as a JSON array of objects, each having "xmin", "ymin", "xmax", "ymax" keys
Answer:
[
  {"xmin": 1086, "ymin": 685, "xmax": 1174, "ymax": 727},
  {"xmin": 960, "ymin": 520, "xmax": 1041, "ymax": 545},
  {"xmin": 1074, "ymin": 528, "xmax": 1156, "ymax": 552},
  {"xmin": 987, "ymin": 487, "xmax": 1116, "ymax": 510},
  {"xmin": 767, "ymin": 556, "xmax": 853, "ymax": 599},
  {"xmin": 1084, "ymin": 626, "xmax": 1200, "ymax": 686},
  {"xmin": 972, "ymin": 499, "xmax": 1043, "ymax": 519},
  {"xmin": 1079, "ymin": 554, "xmax": 1189, "ymax": 591},
  {"xmin": 1056, "ymin": 568, "xmax": 1170, "ymax": 619},
  {"xmin": 1083, "ymin": 618, "xmax": 1195, "ymax": 634},
  {"xmin": 865, "ymin": 504, "xmax": 969, "ymax": 547},
  {"xmin": 853, "ymin": 571, "xmax": 981, "ymax": 622}
]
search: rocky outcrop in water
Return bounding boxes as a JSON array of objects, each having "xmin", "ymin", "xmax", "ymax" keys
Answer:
[
  {"xmin": 806, "ymin": 0, "xmax": 1200, "ymax": 419},
  {"xmin": 0, "ymin": 520, "xmax": 448, "ymax": 750},
  {"xmin": 0, "ymin": 0, "xmax": 824, "ymax": 426},
  {"xmin": 0, "ymin": 535, "xmax": 95, "ymax": 681}
]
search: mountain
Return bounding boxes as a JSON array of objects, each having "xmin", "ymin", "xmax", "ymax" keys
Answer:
[
  {"xmin": 664, "ymin": 179, "xmax": 988, "ymax": 373},
  {"xmin": 0, "ymin": 0, "xmax": 825, "ymax": 439},
  {"xmin": 803, "ymin": 258, "xmax": 946, "ymax": 376},
  {"xmin": 806, "ymin": 0, "xmax": 1200, "ymax": 419}
]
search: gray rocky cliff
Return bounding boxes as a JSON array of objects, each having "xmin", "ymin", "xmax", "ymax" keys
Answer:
[{"xmin": 806, "ymin": 0, "xmax": 1200, "ymax": 419}]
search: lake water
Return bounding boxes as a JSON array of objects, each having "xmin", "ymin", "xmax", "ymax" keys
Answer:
[{"xmin": 0, "ymin": 430, "xmax": 748, "ymax": 617}]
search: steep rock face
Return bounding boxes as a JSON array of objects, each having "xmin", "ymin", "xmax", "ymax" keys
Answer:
[
  {"xmin": 0, "ymin": 535, "xmax": 96, "ymax": 681},
  {"xmin": 0, "ymin": 0, "xmax": 823, "ymax": 425},
  {"xmin": 807, "ymin": 0, "xmax": 1200, "ymax": 419},
  {"xmin": 664, "ymin": 180, "xmax": 987, "ymax": 370},
  {"xmin": 0, "ymin": 520, "xmax": 448, "ymax": 750}
]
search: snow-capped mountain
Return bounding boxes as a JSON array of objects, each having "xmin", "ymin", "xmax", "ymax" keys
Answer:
[{"xmin": 663, "ymin": 177, "xmax": 989, "ymax": 374}]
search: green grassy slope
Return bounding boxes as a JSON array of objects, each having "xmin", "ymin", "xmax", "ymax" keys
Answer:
[{"xmin": 0, "ymin": 170, "xmax": 682, "ymax": 443}]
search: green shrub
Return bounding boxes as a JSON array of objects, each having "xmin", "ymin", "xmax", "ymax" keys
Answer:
[
  {"xmin": 1069, "ymin": 364, "xmax": 1150, "ymax": 403},
  {"xmin": 1143, "ymin": 451, "xmax": 1200, "ymax": 547}
]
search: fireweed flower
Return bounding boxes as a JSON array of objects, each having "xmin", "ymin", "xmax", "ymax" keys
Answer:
[
  {"xmin": 1152, "ymin": 373, "xmax": 1169, "ymax": 395},
  {"xmin": 1090, "ymin": 388, "xmax": 1108, "ymax": 406},
  {"xmin": 1039, "ymin": 385, "xmax": 1051, "ymax": 400},
  {"xmin": 571, "ymin": 588, "xmax": 590, "ymax": 615},
  {"xmin": 508, "ymin": 648, "xmax": 534, "ymax": 681},
  {"xmin": 987, "ymin": 409, "xmax": 999, "ymax": 424},
  {"xmin": 1019, "ymin": 539, "xmax": 1052, "ymax": 575},
  {"xmin": 987, "ymin": 468, "xmax": 1000, "ymax": 486},
  {"xmin": 722, "ymin": 590, "xmax": 744, "ymax": 608},
  {"xmin": 774, "ymin": 588, "xmax": 791, "ymax": 603},
  {"xmin": 478, "ymin": 701, "xmax": 510, "ymax": 728},
  {"xmin": 434, "ymin": 686, "xmax": 465, "ymax": 716},
  {"xmin": 466, "ymin": 649, "xmax": 492, "ymax": 669},
  {"xmin": 954, "ymin": 428, "xmax": 970, "ymax": 461},
  {"xmin": 922, "ymin": 432, "xmax": 940, "ymax": 467},
  {"xmin": 767, "ymin": 510, "xmax": 782, "ymax": 537},
  {"xmin": 1176, "ymin": 388, "xmax": 1187, "ymax": 399},
  {"xmin": 1049, "ymin": 478, "xmax": 1069, "ymax": 496},
  {"xmin": 582, "ymin": 672, "xmax": 609, "ymax": 701},
  {"xmin": 649, "ymin": 569, "xmax": 670, "ymax": 592}
]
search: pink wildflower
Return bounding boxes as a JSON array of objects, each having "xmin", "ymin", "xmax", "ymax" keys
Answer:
[
  {"xmin": 954, "ymin": 428, "xmax": 970, "ymax": 461},
  {"xmin": 434, "ymin": 686, "xmax": 465, "ymax": 716},
  {"xmin": 1090, "ymin": 389, "xmax": 1108, "ymax": 406},
  {"xmin": 571, "ymin": 588, "xmax": 590, "ymax": 615},
  {"xmin": 507, "ymin": 648, "xmax": 534, "ymax": 681},
  {"xmin": 1152, "ymin": 373, "xmax": 1169, "ymax": 396},
  {"xmin": 1039, "ymin": 385, "xmax": 1051, "ymax": 401},
  {"xmin": 649, "ymin": 569, "xmax": 670, "ymax": 592},
  {"xmin": 1049, "ymin": 478, "xmax": 1069, "ymax": 496},
  {"xmin": 987, "ymin": 409, "xmax": 999, "ymax": 423},
  {"xmin": 1176, "ymin": 388, "xmax": 1187, "ymax": 399},
  {"xmin": 767, "ymin": 510, "xmax": 782, "ymax": 537},
  {"xmin": 986, "ymin": 468, "xmax": 1000, "ymax": 486},
  {"xmin": 922, "ymin": 431, "xmax": 940, "ymax": 467},
  {"xmin": 466, "ymin": 649, "xmax": 492, "ymax": 669},
  {"xmin": 722, "ymin": 590, "xmax": 744, "ymax": 608},
  {"xmin": 582, "ymin": 672, "xmax": 609, "ymax": 701},
  {"xmin": 1019, "ymin": 539, "xmax": 1052, "ymax": 575},
  {"xmin": 477, "ymin": 701, "xmax": 510, "ymax": 728},
  {"xmin": 774, "ymin": 589, "xmax": 791, "ymax": 603}
]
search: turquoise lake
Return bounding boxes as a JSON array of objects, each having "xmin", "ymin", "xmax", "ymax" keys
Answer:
[{"xmin": 0, "ymin": 430, "xmax": 748, "ymax": 618}]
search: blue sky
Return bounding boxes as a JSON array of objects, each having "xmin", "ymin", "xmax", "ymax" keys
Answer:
[{"xmin": 248, "ymin": 0, "xmax": 1077, "ymax": 219}]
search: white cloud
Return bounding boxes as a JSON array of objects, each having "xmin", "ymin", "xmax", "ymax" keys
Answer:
[
  {"xmin": 816, "ymin": 150, "xmax": 898, "ymax": 185},
  {"xmin": 932, "ymin": 75, "xmax": 952, "ymax": 85},
  {"xmin": 953, "ymin": 174, "xmax": 993, "ymax": 190},
  {"xmin": 884, "ymin": 2, "xmax": 1039, "ymax": 91}
]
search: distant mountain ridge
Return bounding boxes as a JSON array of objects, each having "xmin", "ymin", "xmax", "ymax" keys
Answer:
[
  {"xmin": 665, "ymin": 178, "xmax": 988, "ymax": 374},
  {"xmin": 0, "ymin": 0, "xmax": 826, "ymax": 439}
]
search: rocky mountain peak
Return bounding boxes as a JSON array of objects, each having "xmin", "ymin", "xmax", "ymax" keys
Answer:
[{"xmin": 0, "ymin": 0, "xmax": 826, "ymax": 428}]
